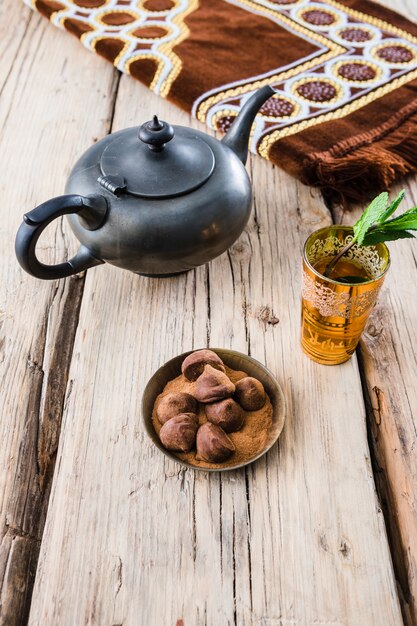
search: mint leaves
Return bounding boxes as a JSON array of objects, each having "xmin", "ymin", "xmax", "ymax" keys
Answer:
[
  {"xmin": 353, "ymin": 191, "xmax": 389, "ymax": 245},
  {"xmin": 362, "ymin": 229, "xmax": 414, "ymax": 246},
  {"xmin": 324, "ymin": 190, "xmax": 417, "ymax": 278},
  {"xmin": 377, "ymin": 189, "xmax": 406, "ymax": 223}
]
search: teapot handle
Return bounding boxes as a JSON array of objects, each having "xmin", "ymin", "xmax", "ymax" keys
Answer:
[{"xmin": 15, "ymin": 194, "xmax": 107, "ymax": 280}]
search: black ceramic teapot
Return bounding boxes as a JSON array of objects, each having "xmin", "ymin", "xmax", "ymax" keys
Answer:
[{"xmin": 15, "ymin": 86, "xmax": 274, "ymax": 279}]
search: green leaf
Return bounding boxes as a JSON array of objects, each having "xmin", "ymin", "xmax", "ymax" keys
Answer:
[
  {"xmin": 328, "ymin": 191, "xmax": 416, "ymax": 276},
  {"xmin": 380, "ymin": 206, "xmax": 417, "ymax": 231},
  {"xmin": 353, "ymin": 191, "xmax": 389, "ymax": 245},
  {"xmin": 377, "ymin": 189, "xmax": 405, "ymax": 223},
  {"xmin": 362, "ymin": 229, "xmax": 415, "ymax": 246}
]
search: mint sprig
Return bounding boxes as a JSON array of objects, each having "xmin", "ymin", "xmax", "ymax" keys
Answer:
[{"xmin": 324, "ymin": 190, "xmax": 417, "ymax": 278}]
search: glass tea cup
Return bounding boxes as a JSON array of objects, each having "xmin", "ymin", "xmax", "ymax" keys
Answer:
[{"xmin": 301, "ymin": 225, "xmax": 390, "ymax": 365}]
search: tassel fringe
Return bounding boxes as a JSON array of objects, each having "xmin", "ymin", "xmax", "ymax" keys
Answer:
[{"xmin": 304, "ymin": 103, "xmax": 417, "ymax": 205}]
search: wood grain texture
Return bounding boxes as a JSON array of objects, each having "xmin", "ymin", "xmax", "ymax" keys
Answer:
[
  {"xmin": 27, "ymin": 75, "xmax": 402, "ymax": 624},
  {"xmin": 331, "ymin": 4, "xmax": 417, "ymax": 625},
  {"xmin": 1, "ymin": 0, "xmax": 416, "ymax": 624},
  {"xmin": 332, "ymin": 185, "xmax": 417, "ymax": 626},
  {"xmin": 0, "ymin": 3, "xmax": 118, "ymax": 624},
  {"xmin": 333, "ymin": 192, "xmax": 417, "ymax": 625}
]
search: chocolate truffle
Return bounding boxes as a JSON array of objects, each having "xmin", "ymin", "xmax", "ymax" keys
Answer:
[
  {"xmin": 156, "ymin": 392, "xmax": 197, "ymax": 425},
  {"xmin": 235, "ymin": 377, "xmax": 266, "ymax": 411},
  {"xmin": 194, "ymin": 365, "xmax": 235, "ymax": 403},
  {"xmin": 205, "ymin": 398, "xmax": 245, "ymax": 433},
  {"xmin": 181, "ymin": 349, "xmax": 225, "ymax": 381},
  {"xmin": 159, "ymin": 413, "xmax": 199, "ymax": 452},
  {"xmin": 196, "ymin": 423, "xmax": 235, "ymax": 462}
]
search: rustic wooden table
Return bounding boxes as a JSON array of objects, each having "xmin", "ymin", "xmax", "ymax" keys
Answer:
[{"xmin": 1, "ymin": 1, "xmax": 417, "ymax": 625}]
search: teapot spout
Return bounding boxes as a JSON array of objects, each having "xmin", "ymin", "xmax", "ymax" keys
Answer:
[{"xmin": 221, "ymin": 85, "xmax": 275, "ymax": 165}]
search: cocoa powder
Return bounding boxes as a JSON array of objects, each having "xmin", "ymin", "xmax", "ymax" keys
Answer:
[{"xmin": 152, "ymin": 365, "xmax": 273, "ymax": 469}]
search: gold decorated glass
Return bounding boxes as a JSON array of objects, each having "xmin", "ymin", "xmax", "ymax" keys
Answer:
[{"xmin": 301, "ymin": 226, "xmax": 390, "ymax": 365}]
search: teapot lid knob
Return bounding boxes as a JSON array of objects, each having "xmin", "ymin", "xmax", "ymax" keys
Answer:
[
  {"xmin": 138, "ymin": 115, "xmax": 174, "ymax": 152},
  {"xmin": 100, "ymin": 118, "xmax": 215, "ymax": 198}
]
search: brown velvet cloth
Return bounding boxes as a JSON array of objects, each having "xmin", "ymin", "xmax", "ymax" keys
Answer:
[{"xmin": 25, "ymin": 0, "xmax": 417, "ymax": 202}]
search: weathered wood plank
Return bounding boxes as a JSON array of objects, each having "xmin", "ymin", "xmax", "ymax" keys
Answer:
[
  {"xmin": 0, "ymin": 0, "xmax": 32, "ymax": 90},
  {"xmin": 0, "ymin": 3, "xmax": 118, "ymax": 624},
  {"xmin": 330, "ymin": 3, "xmax": 417, "ymax": 624},
  {"xmin": 28, "ymin": 75, "xmax": 402, "ymax": 625},
  {"xmin": 333, "ymin": 184, "xmax": 417, "ymax": 626}
]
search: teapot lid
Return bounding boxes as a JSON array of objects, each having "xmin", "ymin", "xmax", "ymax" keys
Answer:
[{"xmin": 99, "ymin": 116, "xmax": 215, "ymax": 199}]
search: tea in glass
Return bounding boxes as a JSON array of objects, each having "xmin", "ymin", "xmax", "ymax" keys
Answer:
[{"xmin": 301, "ymin": 226, "xmax": 390, "ymax": 365}]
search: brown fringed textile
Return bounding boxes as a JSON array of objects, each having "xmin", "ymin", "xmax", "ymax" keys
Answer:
[{"xmin": 24, "ymin": 0, "xmax": 417, "ymax": 202}]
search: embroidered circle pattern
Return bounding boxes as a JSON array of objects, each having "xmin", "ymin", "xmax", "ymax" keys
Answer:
[
  {"xmin": 376, "ymin": 44, "xmax": 415, "ymax": 64},
  {"xmin": 296, "ymin": 4, "xmax": 341, "ymax": 29},
  {"xmin": 71, "ymin": 0, "xmax": 109, "ymax": 6},
  {"xmin": 301, "ymin": 9, "xmax": 336, "ymax": 26},
  {"xmin": 130, "ymin": 26, "xmax": 169, "ymax": 38},
  {"xmin": 193, "ymin": 0, "xmax": 417, "ymax": 158},
  {"xmin": 260, "ymin": 95, "xmax": 298, "ymax": 118},
  {"xmin": 143, "ymin": 0, "xmax": 176, "ymax": 9},
  {"xmin": 24, "ymin": 0, "xmax": 417, "ymax": 162},
  {"xmin": 96, "ymin": 10, "xmax": 137, "ymax": 26},
  {"xmin": 294, "ymin": 78, "xmax": 341, "ymax": 104},
  {"xmin": 269, "ymin": 0, "xmax": 302, "ymax": 4},
  {"xmin": 334, "ymin": 59, "xmax": 381, "ymax": 84},
  {"xmin": 338, "ymin": 63, "xmax": 376, "ymax": 81},
  {"xmin": 34, "ymin": 0, "xmax": 199, "ymax": 98},
  {"xmin": 215, "ymin": 113, "xmax": 237, "ymax": 133},
  {"xmin": 338, "ymin": 26, "xmax": 373, "ymax": 43}
]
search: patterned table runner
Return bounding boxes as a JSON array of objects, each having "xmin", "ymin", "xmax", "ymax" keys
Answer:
[{"xmin": 25, "ymin": 0, "xmax": 417, "ymax": 202}]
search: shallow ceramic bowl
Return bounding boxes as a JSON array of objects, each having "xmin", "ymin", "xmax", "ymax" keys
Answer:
[{"xmin": 142, "ymin": 348, "xmax": 286, "ymax": 472}]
